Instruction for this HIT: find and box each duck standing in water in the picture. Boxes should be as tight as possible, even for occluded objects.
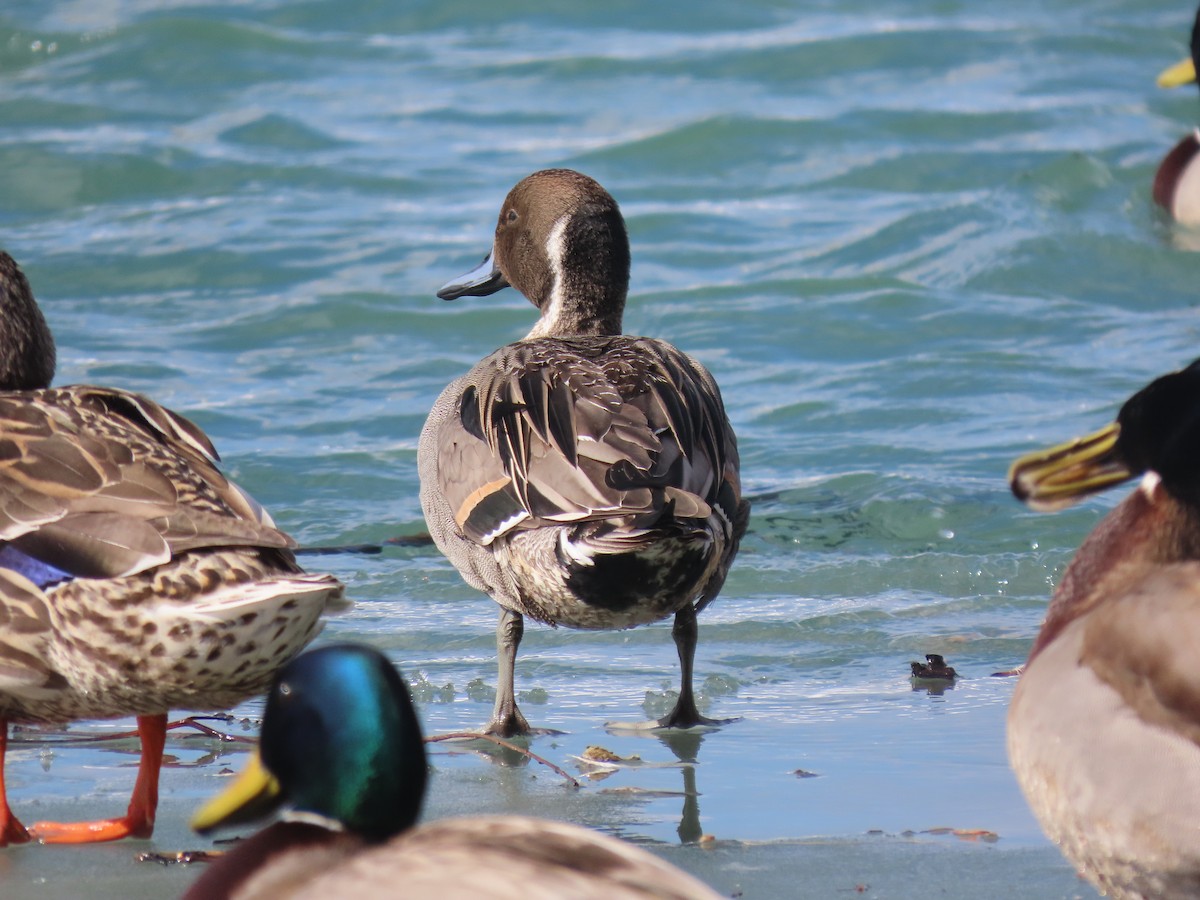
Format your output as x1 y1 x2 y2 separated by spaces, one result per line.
1008 358 1200 898
0 252 347 845
185 643 725 900
419 169 749 736
1155 6 1200 223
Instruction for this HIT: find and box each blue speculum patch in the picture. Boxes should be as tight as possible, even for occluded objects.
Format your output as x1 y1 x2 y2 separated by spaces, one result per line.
0 544 73 589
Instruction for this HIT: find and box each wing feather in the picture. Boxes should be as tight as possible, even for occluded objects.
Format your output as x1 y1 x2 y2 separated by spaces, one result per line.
433 336 740 547
0 387 292 580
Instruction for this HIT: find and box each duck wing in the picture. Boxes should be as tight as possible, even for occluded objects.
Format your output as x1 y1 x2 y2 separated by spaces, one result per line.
1079 562 1200 747
429 336 739 547
0 386 291 582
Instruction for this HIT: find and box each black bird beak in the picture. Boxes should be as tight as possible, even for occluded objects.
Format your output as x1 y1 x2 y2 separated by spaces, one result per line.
436 251 510 300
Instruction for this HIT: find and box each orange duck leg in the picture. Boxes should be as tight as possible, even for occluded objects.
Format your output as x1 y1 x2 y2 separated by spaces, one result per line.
27 714 166 844
0 723 31 846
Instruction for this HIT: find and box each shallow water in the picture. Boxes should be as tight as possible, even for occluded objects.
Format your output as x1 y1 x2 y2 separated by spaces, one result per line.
3 0 1196 896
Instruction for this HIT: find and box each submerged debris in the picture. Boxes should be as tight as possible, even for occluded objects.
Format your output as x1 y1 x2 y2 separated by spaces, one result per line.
920 826 1000 843
581 745 638 764
909 653 958 681
990 664 1025 678
137 850 225 866
570 744 648 780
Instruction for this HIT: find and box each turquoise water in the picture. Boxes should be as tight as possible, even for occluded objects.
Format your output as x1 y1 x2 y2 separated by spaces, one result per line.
3 0 1198 896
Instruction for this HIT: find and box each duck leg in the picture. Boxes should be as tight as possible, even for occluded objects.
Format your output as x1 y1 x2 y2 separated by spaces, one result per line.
0 722 31 846
29 713 165 843
485 608 531 737
655 604 735 729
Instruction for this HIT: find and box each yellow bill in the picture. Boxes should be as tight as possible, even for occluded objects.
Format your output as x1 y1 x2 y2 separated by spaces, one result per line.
191 750 283 834
1158 57 1197 89
1008 422 1130 512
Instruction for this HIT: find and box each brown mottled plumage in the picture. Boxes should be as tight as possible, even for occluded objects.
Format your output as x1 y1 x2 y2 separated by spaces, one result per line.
419 170 749 736
0 251 347 845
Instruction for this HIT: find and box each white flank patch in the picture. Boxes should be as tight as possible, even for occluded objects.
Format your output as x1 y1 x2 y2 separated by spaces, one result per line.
527 215 569 339
480 510 530 545
559 530 596 566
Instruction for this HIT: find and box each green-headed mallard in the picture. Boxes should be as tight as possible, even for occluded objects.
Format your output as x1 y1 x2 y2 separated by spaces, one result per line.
1155 8 1200 223
184 643 724 899
419 169 750 736
0 251 347 845
1008 358 1200 898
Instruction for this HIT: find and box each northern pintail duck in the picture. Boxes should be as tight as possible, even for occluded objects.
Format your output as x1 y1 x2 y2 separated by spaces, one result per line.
419 169 749 736
1156 7 1200 223
1008 358 1200 898
0 252 346 845
185 644 725 900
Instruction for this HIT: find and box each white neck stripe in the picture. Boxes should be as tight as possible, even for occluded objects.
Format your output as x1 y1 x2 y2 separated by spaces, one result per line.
527 216 569 339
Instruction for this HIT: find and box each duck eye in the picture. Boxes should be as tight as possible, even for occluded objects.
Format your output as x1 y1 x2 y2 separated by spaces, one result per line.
506 209 518 224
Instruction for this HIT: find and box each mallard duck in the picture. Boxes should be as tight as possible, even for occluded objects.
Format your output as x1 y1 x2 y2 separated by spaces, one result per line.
1008 358 1200 898
0 251 347 845
184 643 725 899
418 169 750 736
1155 8 1200 223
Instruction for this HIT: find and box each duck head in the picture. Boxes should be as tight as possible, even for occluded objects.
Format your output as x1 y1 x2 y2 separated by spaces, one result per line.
0 252 56 391
437 169 630 339
1010 359 1200 512
1009 361 1200 662
192 644 428 844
